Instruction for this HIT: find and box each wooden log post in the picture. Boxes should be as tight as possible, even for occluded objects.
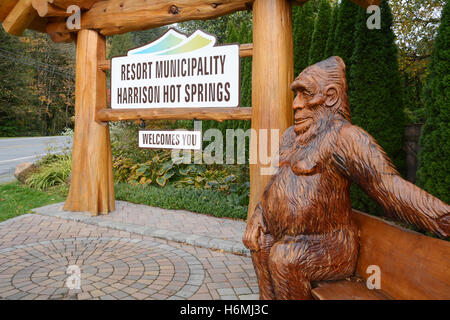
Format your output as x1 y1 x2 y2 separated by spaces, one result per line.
248 0 294 218
2 0 37 36
64 29 115 215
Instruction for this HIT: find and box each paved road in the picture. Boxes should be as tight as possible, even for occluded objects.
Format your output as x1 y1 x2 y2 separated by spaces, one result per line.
0 136 72 183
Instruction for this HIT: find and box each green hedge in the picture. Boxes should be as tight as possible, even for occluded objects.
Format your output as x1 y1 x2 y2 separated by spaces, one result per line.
348 0 406 213
308 0 332 65
417 1 450 203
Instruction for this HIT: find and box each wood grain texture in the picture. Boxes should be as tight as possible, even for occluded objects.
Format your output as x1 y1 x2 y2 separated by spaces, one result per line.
312 279 389 300
1 0 381 36
2 0 37 35
353 210 450 300
0 0 18 21
249 0 294 219
32 0 69 17
64 29 115 215
96 107 252 122
243 56 450 300
239 43 253 57
46 0 253 36
49 0 98 10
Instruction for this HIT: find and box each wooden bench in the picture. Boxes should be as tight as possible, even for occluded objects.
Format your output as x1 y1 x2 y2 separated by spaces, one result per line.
311 210 450 300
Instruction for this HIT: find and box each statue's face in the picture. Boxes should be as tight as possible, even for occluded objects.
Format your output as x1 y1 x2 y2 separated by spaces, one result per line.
291 70 326 135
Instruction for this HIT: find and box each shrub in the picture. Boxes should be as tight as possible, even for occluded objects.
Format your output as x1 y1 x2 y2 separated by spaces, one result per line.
293 0 316 75
333 0 361 76
417 1 450 203
348 0 406 213
308 0 332 65
113 153 250 206
26 154 72 190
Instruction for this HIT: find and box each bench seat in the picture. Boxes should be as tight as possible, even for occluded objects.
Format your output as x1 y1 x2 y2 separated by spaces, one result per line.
312 210 450 300
312 278 390 300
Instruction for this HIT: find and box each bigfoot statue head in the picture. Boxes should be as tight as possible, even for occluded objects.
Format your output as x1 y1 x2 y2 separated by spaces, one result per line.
291 57 351 141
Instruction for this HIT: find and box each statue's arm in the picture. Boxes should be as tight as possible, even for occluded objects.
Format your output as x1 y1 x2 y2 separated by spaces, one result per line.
334 124 449 237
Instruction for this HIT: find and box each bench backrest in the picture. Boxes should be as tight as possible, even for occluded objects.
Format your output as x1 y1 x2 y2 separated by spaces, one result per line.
352 210 450 300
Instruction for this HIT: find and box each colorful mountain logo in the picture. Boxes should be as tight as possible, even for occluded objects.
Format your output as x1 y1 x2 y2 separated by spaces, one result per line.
127 29 216 56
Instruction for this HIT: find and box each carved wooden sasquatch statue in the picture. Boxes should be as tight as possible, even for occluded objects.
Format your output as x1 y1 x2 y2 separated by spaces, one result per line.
243 56 450 300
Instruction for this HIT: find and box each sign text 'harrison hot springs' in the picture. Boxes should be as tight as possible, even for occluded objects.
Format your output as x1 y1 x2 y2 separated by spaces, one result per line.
111 29 240 109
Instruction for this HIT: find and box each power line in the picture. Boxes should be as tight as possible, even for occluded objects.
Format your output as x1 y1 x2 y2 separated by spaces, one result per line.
0 48 75 79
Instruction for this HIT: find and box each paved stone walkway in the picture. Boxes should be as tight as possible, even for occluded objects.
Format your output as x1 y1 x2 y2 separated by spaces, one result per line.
33 201 250 256
0 203 259 300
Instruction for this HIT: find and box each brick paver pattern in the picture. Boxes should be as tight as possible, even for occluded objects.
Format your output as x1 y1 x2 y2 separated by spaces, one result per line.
0 209 259 300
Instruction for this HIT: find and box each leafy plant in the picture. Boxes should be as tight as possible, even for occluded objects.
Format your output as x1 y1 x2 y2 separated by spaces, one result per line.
26 154 72 190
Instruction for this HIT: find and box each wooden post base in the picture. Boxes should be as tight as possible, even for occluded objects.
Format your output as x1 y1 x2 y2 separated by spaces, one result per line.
64 29 114 215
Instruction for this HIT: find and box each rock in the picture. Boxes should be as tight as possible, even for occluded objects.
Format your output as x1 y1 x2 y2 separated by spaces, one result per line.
14 162 36 184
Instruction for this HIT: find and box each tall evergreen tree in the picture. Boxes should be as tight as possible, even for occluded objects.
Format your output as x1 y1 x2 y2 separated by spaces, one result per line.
333 0 361 77
348 0 406 213
0 30 32 136
108 33 135 59
132 27 168 47
324 2 338 59
239 18 253 110
417 1 450 203
308 0 332 65
292 1 316 76
202 17 252 136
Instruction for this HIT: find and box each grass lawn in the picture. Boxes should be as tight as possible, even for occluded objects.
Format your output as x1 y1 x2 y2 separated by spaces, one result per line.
114 183 247 220
0 181 247 223
0 182 65 222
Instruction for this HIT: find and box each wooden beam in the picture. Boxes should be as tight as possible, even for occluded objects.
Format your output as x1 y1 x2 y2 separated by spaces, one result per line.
98 59 110 71
49 0 98 10
96 107 252 122
98 43 253 71
32 0 69 17
46 0 253 36
2 0 37 36
64 29 115 215
1 0 48 33
27 14 46 32
239 43 253 58
248 0 294 218
0 0 18 21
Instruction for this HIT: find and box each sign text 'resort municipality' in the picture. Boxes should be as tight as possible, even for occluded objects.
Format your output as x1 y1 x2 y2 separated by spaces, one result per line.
111 29 240 109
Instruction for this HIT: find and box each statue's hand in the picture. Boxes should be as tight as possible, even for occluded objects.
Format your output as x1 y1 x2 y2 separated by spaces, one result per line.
243 205 268 252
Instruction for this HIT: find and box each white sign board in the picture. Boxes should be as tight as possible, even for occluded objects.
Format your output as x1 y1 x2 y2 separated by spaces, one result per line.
111 29 240 109
138 130 202 150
